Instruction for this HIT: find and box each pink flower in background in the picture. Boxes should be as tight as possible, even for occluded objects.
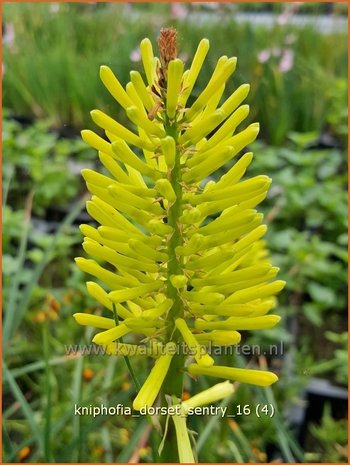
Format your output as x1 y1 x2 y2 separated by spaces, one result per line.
257 49 271 63
170 3 188 20
49 3 60 13
3 23 15 48
130 47 141 63
279 49 294 73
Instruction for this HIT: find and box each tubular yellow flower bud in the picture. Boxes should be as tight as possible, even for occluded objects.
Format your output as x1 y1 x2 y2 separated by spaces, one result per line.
133 342 176 410
126 106 165 138
156 178 176 204
188 364 278 387
160 136 176 169
175 318 214 367
73 313 115 329
166 59 184 119
90 109 154 151
140 38 155 87
180 38 210 106
183 146 235 183
180 109 225 145
130 70 155 112
220 83 250 117
111 139 161 180
224 280 286 304
126 82 145 113
81 129 114 157
92 323 131 345
75 256 137 292
186 57 237 120
100 65 133 110
182 381 234 411
172 414 196 463
98 152 133 185
195 330 241 346
170 275 188 289
109 282 163 304
195 315 281 331
128 238 168 262
202 105 250 151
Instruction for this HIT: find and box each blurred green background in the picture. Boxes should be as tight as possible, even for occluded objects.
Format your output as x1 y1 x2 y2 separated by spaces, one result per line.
2 2 348 463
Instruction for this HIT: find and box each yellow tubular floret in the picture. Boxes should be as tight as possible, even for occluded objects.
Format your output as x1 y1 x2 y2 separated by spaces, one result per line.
166 59 184 119
180 38 210 106
133 342 176 410
188 364 278 387
175 318 214 367
100 65 133 110
140 38 155 87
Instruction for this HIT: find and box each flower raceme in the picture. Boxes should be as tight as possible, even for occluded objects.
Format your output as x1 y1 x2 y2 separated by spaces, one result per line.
74 30 285 413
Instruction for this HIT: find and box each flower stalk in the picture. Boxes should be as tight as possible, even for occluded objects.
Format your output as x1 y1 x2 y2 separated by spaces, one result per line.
75 26 286 463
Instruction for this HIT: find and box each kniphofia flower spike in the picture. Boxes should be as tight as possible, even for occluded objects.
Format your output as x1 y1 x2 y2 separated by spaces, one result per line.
75 29 285 414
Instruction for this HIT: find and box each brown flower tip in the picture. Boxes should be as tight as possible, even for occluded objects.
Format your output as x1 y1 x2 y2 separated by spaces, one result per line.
158 27 177 72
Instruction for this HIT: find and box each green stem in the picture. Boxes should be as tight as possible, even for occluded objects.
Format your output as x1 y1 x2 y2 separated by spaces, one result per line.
159 115 185 462
112 303 141 392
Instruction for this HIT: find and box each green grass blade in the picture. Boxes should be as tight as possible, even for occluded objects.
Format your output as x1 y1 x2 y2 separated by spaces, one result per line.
3 196 86 349
2 360 44 453
116 418 149 463
3 205 31 348
42 323 52 462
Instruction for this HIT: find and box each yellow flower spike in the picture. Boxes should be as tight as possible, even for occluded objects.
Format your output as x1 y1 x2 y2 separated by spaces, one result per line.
180 38 210 106
140 38 155 87
126 106 165 138
172 413 196 463
175 318 214 367
155 178 176 204
182 381 234 411
160 136 176 169
195 315 281 331
188 364 278 387
73 313 115 329
99 65 133 110
92 323 131 345
166 58 184 119
195 330 241 346
133 342 176 410
130 70 155 112
77 34 284 459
